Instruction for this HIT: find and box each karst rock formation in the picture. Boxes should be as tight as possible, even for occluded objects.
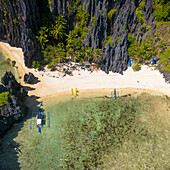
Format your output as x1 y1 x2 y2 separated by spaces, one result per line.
0 0 155 73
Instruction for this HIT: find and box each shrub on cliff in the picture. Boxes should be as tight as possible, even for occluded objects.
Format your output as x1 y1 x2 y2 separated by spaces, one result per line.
153 0 170 21
0 91 9 106
159 48 170 72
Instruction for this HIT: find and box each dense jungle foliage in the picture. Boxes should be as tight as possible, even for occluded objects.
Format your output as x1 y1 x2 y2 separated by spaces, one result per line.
127 0 170 71
35 0 170 72
36 1 102 70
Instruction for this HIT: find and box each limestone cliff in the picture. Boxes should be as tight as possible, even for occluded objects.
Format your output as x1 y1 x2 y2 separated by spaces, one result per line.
0 0 156 73
0 0 42 67
0 72 28 136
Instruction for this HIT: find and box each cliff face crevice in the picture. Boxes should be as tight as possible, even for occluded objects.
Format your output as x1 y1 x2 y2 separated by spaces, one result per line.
0 0 42 67
0 0 156 73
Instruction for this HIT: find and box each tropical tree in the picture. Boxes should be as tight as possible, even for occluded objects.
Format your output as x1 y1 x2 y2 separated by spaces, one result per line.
36 27 49 49
93 49 102 63
50 15 67 41
127 34 140 60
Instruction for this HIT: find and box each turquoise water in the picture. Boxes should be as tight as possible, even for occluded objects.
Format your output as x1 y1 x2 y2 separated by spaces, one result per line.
0 49 20 83
15 93 170 169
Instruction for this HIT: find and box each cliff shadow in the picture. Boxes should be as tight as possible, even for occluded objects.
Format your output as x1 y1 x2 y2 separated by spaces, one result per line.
0 91 41 169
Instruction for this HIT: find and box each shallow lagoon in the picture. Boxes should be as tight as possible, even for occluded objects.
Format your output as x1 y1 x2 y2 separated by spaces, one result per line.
14 92 170 169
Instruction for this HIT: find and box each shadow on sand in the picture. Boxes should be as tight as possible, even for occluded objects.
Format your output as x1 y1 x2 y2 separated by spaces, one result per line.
0 85 41 170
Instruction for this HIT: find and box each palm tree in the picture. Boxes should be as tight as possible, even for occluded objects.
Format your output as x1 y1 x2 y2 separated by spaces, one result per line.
50 15 67 41
36 27 49 49
93 49 101 62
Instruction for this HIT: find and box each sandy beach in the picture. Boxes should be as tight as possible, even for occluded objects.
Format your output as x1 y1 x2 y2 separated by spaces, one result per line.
0 41 170 100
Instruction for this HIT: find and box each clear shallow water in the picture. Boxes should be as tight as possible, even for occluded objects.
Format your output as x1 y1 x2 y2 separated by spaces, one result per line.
15 93 169 169
0 49 20 83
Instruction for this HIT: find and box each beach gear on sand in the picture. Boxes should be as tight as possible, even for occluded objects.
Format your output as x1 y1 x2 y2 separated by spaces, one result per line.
128 59 131 66
151 58 155 65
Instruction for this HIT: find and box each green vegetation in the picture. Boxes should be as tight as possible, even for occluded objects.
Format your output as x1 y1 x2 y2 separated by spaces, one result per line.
104 36 115 46
108 9 117 20
136 1 145 23
153 0 170 21
123 25 126 33
159 48 170 72
132 61 141 71
0 91 9 106
0 51 20 82
15 93 170 169
36 27 49 50
127 32 167 62
32 61 41 69
13 18 19 25
127 33 153 61
48 0 52 6
36 4 102 69
50 15 67 41
128 19 169 72
135 1 152 30
67 0 81 14
117 36 121 42
91 16 97 28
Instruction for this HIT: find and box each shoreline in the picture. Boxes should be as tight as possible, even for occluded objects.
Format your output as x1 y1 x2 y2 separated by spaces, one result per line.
0 41 170 101
40 87 166 101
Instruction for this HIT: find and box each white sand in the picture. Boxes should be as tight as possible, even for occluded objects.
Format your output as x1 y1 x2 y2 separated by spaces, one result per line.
0 41 170 99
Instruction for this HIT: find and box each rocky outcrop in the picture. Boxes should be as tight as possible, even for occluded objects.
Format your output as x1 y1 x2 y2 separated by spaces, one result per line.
0 0 156 74
0 0 42 67
163 71 170 84
1 72 27 101
157 58 170 83
24 72 37 84
0 72 28 136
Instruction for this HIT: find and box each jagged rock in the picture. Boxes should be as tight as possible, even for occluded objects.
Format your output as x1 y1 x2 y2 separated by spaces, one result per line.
157 59 170 84
162 58 170 83
0 0 160 76
1 72 28 101
24 72 36 84
0 95 26 136
0 85 8 93
0 0 42 67
0 72 28 137
163 72 170 84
